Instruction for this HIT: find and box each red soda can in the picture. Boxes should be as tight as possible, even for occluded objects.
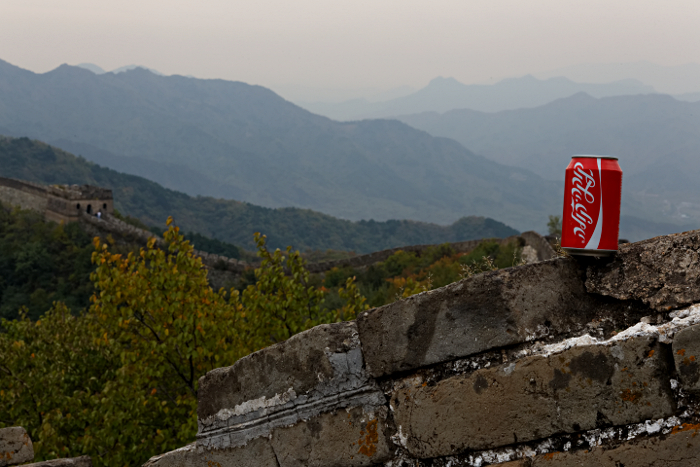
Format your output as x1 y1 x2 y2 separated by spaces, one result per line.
561 155 622 256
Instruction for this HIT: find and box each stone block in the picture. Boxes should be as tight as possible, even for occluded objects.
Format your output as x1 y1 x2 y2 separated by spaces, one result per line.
24 456 92 467
391 336 674 458
520 231 556 262
500 422 700 466
586 229 700 311
672 324 700 391
199 321 363 420
357 258 622 378
143 438 278 467
270 405 391 467
197 321 387 451
0 426 34 466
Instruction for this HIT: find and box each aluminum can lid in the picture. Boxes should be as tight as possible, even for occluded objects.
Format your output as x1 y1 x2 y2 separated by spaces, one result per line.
571 154 619 160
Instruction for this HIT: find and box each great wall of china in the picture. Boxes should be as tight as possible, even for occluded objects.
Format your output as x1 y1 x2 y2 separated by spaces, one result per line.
143 228 700 467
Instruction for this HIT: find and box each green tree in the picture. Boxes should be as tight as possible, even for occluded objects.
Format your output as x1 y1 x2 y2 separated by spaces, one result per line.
547 215 562 237
1 220 365 466
0 204 98 320
0 304 116 460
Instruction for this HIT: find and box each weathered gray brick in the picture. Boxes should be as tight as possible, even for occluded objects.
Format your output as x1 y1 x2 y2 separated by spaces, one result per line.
357 258 630 378
391 336 674 458
672 324 700 391
195 320 390 463
0 426 34 466
143 438 278 467
500 422 700 466
198 321 366 423
586 229 700 311
270 406 391 467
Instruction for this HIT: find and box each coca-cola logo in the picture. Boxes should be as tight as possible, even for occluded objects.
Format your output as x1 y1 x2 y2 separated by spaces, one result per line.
570 162 596 242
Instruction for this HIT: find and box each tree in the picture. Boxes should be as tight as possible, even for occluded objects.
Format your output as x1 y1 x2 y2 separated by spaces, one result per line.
547 215 562 237
1 219 366 466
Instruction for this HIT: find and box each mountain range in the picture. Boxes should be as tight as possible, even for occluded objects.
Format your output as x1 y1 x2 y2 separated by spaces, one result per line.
0 58 696 241
0 136 519 252
296 64 700 125
397 93 700 230
0 58 562 232
298 75 658 121
534 61 700 95
75 63 165 75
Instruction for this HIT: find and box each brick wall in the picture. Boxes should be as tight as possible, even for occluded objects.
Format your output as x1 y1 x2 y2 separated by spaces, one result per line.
145 229 700 467
0 177 113 223
0 185 48 214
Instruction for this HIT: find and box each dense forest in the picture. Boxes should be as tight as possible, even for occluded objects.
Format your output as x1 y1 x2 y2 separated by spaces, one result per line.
0 204 108 320
0 136 518 252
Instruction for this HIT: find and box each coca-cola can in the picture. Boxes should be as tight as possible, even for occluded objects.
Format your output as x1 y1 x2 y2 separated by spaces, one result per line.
561 155 622 256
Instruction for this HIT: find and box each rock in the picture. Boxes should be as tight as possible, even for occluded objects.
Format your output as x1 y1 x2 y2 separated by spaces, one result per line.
357 257 634 378
197 321 386 450
586 229 700 311
520 230 556 262
143 438 278 467
148 406 391 467
269 406 391 467
672 324 700 391
23 456 92 467
199 322 363 421
499 422 700 466
0 426 34 466
520 245 539 264
391 336 674 458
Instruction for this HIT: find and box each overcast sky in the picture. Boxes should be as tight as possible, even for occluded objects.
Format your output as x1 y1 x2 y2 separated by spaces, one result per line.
2 0 699 97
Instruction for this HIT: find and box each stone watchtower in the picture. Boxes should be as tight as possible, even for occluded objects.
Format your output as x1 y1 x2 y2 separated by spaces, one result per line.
0 177 114 223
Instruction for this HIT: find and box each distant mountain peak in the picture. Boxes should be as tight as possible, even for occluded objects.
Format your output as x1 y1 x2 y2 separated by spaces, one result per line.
516 74 539 81
76 63 106 74
563 91 596 100
427 76 465 88
0 58 30 75
49 64 98 78
110 65 164 76
72 63 163 76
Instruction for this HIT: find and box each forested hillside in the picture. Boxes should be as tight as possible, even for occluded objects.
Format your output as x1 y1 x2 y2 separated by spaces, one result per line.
0 59 560 232
0 136 518 252
0 206 96 320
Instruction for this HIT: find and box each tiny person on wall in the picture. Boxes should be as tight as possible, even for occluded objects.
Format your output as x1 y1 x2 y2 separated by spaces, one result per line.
97 210 102 219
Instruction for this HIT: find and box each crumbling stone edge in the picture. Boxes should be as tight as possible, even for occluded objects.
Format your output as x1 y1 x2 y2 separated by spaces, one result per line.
144 229 700 466
0 426 92 467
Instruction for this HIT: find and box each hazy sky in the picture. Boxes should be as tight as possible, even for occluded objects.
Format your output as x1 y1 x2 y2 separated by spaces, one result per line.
2 0 699 94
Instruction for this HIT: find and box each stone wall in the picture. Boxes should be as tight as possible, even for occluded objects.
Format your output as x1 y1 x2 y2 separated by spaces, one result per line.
146 229 700 466
0 427 91 467
0 177 113 223
0 183 49 215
